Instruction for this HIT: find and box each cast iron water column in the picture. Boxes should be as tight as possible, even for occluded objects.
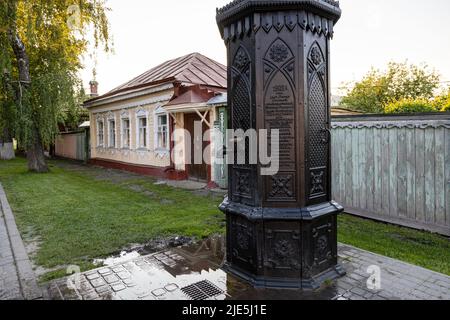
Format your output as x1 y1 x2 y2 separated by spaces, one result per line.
217 0 345 289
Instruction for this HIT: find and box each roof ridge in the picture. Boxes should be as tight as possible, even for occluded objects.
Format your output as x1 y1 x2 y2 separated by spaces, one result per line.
100 52 226 98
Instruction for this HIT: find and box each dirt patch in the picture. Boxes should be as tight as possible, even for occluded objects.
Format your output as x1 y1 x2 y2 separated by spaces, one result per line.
112 236 194 257
53 161 145 184
143 191 156 198
127 184 145 192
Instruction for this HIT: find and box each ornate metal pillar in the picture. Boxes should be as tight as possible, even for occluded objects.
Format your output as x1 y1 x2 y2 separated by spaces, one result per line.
217 0 345 289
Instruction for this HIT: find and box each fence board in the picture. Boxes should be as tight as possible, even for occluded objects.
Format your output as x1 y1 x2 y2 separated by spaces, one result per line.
445 130 450 227
397 128 408 218
366 128 375 212
381 129 390 216
373 128 382 213
389 129 398 217
338 129 346 203
424 129 436 224
435 128 446 226
345 128 353 206
352 129 359 208
406 129 416 221
415 128 425 223
358 128 366 209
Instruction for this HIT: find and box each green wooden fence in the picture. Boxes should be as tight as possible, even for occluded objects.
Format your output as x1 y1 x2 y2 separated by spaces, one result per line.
331 113 450 236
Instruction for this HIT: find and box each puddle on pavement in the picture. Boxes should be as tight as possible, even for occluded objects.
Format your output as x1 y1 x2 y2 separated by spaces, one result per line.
49 236 341 300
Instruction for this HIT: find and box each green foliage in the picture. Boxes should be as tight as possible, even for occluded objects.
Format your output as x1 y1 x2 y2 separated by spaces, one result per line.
432 87 450 112
384 98 438 114
0 0 110 147
442 103 450 112
340 62 440 113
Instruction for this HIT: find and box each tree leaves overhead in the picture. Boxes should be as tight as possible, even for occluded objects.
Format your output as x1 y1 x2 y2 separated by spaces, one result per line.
0 0 111 146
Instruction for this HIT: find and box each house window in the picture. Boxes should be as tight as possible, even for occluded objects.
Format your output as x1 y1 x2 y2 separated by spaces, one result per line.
138 117 147 148
108 119 116 148
122 119 130 148
97 120 104 147
156 114 169 150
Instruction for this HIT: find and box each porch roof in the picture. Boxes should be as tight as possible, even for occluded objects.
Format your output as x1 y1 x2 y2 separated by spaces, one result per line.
164 85 219 114
163 102 211 114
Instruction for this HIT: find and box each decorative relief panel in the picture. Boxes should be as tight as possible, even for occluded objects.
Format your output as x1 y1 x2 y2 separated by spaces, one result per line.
310 169 325 196
264 229 301 270
234 170 251 198
231 216 255 266
312 221 333 267
267 174 296 202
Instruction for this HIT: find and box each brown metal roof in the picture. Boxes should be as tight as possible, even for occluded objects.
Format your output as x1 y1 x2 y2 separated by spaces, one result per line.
166 86 216 107
111 52 226 92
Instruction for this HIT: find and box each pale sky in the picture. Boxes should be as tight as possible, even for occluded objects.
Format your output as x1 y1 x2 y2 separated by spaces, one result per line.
80 0 450 96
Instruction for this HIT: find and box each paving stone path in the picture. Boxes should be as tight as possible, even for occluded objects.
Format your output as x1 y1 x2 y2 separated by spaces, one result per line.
0 184 42 300
46 238 450 301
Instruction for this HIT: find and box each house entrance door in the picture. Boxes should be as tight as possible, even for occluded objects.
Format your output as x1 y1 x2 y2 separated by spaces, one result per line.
184 113 209 182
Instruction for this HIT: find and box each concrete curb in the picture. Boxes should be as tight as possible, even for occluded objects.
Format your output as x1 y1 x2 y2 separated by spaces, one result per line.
0 183 42 300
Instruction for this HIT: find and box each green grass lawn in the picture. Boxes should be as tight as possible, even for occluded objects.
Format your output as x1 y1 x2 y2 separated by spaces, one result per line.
339 214 450 276
0 157 449 281
0 158 224 280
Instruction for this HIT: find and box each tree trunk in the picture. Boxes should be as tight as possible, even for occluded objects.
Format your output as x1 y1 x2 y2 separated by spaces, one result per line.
9 26 49 172
27 126 48 172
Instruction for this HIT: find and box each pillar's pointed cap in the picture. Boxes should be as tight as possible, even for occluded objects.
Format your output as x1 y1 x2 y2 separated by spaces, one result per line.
216 0 341 27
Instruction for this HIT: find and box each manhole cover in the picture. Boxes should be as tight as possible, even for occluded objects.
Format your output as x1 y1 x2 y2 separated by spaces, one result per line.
181 280 224 300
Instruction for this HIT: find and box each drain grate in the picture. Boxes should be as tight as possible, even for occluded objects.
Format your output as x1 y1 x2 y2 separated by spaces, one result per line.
181 280 223 300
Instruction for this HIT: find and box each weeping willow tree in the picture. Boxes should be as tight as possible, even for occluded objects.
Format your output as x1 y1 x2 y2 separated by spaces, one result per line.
0 0 110 172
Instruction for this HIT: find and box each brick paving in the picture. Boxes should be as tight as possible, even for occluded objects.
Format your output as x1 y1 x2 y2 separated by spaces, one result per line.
0 205 22 300
0 184 42 300
46 238 450 301
336 245 450 300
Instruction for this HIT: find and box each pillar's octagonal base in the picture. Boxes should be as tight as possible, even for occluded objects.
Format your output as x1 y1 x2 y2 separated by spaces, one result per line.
220 199 346 290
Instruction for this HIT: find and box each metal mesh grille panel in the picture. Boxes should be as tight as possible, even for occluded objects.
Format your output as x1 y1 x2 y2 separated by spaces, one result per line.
181 280 223 300
308 74 327 169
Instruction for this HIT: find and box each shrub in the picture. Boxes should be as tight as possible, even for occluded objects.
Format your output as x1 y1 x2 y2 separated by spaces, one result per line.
442 103 450 112
384 99 437 114
433 89 450 112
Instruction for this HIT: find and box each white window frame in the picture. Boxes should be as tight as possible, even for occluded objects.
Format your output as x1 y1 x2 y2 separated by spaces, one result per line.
108 117 116 148
97 119 105 147
154 106 170 153
135 108 149 150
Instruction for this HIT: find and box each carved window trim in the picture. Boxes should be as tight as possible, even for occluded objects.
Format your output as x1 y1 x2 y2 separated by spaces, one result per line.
135 108 149 150
96 118 105 148
107 118 117 149
154 105 170 156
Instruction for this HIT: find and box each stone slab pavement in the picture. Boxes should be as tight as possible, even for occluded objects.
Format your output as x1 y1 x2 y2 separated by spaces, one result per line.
46 237 450 301
0 183 42 300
